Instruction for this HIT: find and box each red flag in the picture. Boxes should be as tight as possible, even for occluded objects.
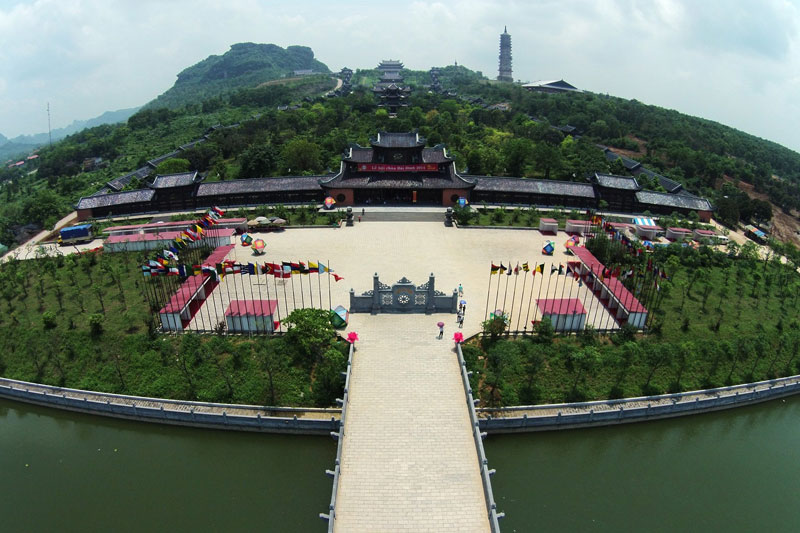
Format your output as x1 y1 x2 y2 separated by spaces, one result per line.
333 274 344 282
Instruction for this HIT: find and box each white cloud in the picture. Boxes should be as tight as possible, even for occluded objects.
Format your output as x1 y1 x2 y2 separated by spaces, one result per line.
0 0 798 154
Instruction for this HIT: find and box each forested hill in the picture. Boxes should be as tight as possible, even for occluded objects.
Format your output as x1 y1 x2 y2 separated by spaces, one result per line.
144 43 330 110
5 56 800 254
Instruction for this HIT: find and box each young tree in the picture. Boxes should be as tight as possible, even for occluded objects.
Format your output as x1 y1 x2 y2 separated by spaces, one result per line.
283 308 336 362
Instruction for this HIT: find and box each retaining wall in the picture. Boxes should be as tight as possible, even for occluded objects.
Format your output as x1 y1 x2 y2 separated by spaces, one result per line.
477 375 800 433
456 344 504 531
320 342 356 530
0 377 340 435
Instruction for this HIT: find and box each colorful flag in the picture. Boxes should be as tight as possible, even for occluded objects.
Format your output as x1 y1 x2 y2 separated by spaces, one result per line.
290 262 301 274
551 264 558 275
308 261 319 273
201 265 218 281
522 262 530 272
499 263 507 274
332 274 344 282
491 263 500 274
506 263 512 275
514 264 520 275
558 264 565 275
261 263 273 275
141 266 152 277
211 206 225 217
565 264 573 276
163 249 178 262
535 263 544 275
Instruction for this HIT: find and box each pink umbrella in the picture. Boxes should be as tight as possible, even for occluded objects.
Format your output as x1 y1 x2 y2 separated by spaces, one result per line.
347 331 359 343
437 321 445 327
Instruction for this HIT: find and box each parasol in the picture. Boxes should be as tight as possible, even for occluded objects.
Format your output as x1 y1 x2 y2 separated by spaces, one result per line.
240 233 253 246
542 240 555 255
324 197 336 209
437 321 445 327
252 239 266 254
269 217 287 226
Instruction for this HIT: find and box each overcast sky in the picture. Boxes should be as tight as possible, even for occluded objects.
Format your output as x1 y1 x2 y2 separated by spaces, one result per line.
1 0 799 153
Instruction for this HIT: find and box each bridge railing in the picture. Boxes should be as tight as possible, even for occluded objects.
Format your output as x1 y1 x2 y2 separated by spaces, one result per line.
320 341 355 530
456 343 504 531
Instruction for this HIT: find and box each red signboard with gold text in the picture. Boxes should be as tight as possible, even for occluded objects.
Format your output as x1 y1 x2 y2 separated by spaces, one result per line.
357 163 438 172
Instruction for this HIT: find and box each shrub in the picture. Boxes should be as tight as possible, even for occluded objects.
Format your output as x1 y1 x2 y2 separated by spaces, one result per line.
88 313 104 337
42 311 57 330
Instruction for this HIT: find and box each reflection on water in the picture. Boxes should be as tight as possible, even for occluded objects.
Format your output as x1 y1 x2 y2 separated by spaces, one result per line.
0 399 334 532
487 396 800 532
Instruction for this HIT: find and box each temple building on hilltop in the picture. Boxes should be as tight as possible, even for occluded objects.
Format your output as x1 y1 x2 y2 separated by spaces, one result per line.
497 27 513 82
320 132 473 205
373 60 411 114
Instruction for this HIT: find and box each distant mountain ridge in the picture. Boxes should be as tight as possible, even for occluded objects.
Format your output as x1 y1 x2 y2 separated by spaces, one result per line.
0 106 140 154
144 43 330 109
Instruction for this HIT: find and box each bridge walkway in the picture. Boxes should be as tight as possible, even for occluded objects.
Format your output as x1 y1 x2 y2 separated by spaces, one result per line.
333 313 490 532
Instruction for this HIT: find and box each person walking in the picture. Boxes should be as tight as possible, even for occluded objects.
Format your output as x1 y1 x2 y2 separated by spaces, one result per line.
458 283 463 297
457 313 464 328
361 207 365 218
438 323 444 339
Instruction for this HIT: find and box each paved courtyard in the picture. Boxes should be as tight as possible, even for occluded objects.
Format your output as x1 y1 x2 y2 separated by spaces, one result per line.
198 218 617 336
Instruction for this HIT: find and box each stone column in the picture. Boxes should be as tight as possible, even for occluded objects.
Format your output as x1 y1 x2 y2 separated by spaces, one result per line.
372 273 381 314
426 272 436 314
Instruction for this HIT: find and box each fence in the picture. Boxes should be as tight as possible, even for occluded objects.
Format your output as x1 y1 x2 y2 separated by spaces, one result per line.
456 344 504 531
477 374 800 433
0 377 340 435
320 342 356 530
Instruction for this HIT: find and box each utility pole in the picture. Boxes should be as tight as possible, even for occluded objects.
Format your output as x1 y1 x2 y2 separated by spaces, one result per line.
47 102 52 147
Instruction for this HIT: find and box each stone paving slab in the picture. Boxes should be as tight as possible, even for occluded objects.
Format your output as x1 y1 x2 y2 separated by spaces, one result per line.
333 314 489 532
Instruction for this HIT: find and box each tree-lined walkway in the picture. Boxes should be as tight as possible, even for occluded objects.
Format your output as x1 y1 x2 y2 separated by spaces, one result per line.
333 313 489 532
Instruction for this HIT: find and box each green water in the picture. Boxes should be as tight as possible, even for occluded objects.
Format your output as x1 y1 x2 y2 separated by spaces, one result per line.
487 396 800 532
0 399 334 532
3 396 800 532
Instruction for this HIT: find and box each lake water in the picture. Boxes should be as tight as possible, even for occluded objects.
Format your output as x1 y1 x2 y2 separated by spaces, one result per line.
3 396 799 531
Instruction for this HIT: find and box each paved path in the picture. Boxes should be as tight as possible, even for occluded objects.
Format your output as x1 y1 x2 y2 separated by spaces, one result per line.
333 314 489 532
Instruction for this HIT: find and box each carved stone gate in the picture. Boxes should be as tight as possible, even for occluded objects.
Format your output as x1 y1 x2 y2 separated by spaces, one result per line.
349 273 458 314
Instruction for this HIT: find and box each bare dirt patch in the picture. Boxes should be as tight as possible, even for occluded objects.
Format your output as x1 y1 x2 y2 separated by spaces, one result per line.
722 176 800 246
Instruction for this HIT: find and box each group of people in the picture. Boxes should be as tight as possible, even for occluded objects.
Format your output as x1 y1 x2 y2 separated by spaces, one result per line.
438 283 466 338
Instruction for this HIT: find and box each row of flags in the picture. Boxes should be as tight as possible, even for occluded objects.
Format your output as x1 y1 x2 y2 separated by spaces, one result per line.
143 259 344 282
491 260 669 282
491 262 575 277
142 206 226 272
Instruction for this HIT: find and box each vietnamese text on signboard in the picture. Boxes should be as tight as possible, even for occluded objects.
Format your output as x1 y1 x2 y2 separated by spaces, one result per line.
357 163 438 172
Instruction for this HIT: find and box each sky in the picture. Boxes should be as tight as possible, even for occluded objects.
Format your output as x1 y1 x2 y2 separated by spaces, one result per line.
1 0 799 153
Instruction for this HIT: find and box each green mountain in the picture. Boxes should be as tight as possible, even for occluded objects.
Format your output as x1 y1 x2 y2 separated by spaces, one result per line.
145 43 330 109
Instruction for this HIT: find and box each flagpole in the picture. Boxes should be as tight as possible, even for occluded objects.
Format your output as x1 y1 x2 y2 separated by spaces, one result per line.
524 269 536 333
327 259 332 311
534 264 546 327
501 262 511 318
282 265 290 319
484 263 493 322
516 263 528 332
318 262 323 310
509 264 520 334
290 263 300 311
297 264 306 308
493 264 502 318
307 266 314 309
